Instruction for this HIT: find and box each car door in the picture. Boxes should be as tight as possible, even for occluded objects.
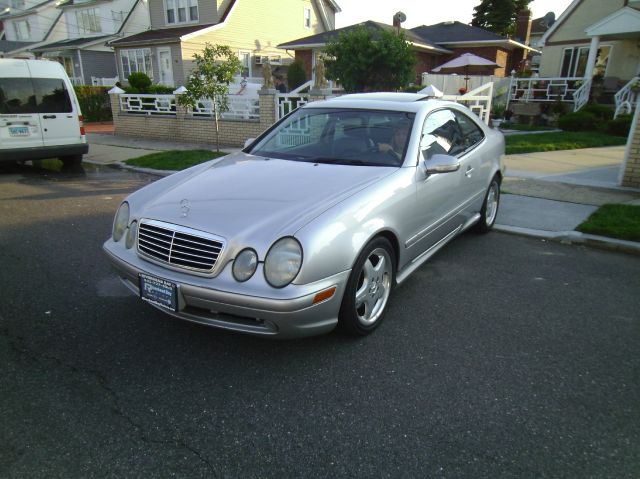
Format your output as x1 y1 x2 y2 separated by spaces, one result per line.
407 108 467 258
0 64 44 152
32 77 80 147
452 109 488 218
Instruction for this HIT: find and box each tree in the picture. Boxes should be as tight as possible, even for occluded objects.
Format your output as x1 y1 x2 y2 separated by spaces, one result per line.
177 43 242 152
287 59 307 91
324 26 417 93
471 0 531 37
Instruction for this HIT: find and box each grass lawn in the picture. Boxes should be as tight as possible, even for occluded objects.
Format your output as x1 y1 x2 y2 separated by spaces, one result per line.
125 149 228 170
577 204 640 242
505 131 627 155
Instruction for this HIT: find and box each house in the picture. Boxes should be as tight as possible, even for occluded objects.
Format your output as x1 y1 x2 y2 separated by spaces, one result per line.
0 0 150 84
108 0 341 87
0 0 61 57
528 12 556 72
278 18 536 84
539 0 640 82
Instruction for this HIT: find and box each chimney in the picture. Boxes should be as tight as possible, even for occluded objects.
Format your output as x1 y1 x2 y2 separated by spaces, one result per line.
516 8 532 45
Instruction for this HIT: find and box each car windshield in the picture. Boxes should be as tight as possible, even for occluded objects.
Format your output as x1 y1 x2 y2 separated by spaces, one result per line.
249 108 415 167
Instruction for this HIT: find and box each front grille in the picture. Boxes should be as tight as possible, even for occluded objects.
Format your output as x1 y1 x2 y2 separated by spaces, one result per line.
137 220 224 274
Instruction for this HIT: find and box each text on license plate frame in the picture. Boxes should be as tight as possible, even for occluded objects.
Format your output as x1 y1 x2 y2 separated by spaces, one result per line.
139 273 178 312
9 126 29 137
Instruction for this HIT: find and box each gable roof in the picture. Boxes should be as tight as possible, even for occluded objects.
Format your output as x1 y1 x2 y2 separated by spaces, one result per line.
110 24 217 46
411 21 506 43
0 0 56 19
278 20 451 53
531 16 553 35
585 6 640 37
0 40 35 53
31 34 115 52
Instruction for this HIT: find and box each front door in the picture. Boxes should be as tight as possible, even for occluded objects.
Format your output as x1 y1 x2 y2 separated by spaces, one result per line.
158 49 174 86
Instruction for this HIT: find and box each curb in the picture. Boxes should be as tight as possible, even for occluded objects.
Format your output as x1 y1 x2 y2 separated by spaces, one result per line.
494 224 640 256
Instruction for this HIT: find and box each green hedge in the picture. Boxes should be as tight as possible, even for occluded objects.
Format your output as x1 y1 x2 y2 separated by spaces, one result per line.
558 111 597 132
606 115 632 137
73 86 112 122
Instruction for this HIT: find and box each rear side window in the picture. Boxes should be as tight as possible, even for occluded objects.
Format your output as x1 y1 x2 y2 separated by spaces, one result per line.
0 77 72 114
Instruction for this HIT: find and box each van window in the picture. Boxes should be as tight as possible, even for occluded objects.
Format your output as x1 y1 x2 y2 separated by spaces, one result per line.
0 77 72 114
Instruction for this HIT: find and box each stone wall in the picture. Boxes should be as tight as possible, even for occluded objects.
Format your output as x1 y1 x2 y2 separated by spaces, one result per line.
621 102 640 188
109 90 280 147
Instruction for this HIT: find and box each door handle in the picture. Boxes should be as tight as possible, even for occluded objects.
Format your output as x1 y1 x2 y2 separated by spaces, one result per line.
43 115 57 119
465 167 474 178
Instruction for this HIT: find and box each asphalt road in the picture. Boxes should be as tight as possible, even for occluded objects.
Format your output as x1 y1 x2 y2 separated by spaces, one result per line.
1 161 639 478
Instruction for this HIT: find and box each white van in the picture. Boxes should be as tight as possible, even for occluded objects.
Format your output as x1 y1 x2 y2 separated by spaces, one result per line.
0 59 88 165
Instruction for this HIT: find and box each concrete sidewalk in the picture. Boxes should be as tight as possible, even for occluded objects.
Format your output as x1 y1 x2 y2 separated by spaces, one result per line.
83 134 640 254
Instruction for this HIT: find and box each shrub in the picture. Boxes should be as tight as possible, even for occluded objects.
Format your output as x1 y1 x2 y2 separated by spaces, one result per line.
127 72 152 91
287 60 306 91
558 111 597 132
147 84 175 94
582 103 614 121
73 86 112 122
606 114 632 137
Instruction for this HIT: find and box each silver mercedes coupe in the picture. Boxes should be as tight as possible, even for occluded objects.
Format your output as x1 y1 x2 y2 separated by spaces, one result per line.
103 93 504 338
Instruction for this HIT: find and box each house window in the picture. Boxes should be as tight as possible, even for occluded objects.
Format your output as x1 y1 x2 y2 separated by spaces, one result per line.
166 0 198 24
13 20 30 40
304 7 311 28
120 49 153 80
560 45 611 77
76 8 102 34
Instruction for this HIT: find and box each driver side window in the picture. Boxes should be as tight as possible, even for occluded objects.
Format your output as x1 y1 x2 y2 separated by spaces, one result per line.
420 109 464 159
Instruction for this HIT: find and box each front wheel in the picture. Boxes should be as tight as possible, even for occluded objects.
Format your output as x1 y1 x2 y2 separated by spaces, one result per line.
339 237 395 336
474 176 500 233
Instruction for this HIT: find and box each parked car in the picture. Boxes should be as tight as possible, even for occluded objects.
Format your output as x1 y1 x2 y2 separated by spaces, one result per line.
0 59 88 165
103 93 504 338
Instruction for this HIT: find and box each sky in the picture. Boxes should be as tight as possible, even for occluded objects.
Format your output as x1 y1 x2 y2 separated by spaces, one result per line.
334 0 575 29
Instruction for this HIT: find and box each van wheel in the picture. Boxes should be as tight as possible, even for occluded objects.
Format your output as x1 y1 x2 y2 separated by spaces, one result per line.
60 154 83 166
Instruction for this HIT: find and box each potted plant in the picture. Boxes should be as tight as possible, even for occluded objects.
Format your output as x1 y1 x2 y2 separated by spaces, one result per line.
491 103 506 128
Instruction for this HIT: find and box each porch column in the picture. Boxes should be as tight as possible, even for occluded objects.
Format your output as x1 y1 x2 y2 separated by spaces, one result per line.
584 35 600 78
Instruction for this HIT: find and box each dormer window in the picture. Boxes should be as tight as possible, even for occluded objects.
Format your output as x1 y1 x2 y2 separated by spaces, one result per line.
76 8 102 34
166 0 198 25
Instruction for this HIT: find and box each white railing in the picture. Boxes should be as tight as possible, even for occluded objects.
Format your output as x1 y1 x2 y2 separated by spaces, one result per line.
442 82 494 125
91 76 119 87
69 76 84 86
120 94 177 115
277 93 309 119
614 77 639 119
289 80 312 94
507 77 583 107
190 96 259 120
572 78 592 112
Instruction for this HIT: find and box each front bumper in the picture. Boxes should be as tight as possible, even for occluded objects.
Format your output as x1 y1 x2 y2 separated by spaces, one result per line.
103 241 350 339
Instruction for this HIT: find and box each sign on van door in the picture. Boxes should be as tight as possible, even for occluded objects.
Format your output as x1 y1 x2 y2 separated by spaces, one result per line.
0 77 44 151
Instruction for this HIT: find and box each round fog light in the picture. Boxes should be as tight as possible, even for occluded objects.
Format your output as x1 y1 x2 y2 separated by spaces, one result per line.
232 248 258 282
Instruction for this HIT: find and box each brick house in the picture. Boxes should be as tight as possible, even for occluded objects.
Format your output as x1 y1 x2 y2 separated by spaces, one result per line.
278 19 536 85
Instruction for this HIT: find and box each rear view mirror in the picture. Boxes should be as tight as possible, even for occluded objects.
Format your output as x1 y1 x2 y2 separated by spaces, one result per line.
424 154 460 174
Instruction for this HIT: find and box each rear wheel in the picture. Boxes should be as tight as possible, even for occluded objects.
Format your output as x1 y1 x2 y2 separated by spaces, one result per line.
474 175 500 233
339 237 395 336
59 154 83 166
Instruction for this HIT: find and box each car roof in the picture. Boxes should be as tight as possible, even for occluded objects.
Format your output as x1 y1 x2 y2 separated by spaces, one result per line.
303 93 461 114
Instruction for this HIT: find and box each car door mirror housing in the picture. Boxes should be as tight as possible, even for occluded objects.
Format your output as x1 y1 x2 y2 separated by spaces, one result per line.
424 154 460 174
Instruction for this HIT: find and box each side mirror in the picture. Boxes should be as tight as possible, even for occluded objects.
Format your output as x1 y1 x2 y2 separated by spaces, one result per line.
243 138 255 149
424 154 460 175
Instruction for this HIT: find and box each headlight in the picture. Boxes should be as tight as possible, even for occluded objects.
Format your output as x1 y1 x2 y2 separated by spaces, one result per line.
125 220 137 249
112 202 130 242
264 237 302 288
232 248 258 282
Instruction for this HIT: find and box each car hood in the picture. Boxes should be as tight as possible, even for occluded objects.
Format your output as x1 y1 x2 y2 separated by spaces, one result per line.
135 152 395 252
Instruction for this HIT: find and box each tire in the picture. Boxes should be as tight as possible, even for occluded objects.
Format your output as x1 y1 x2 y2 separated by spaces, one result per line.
474 175 501 234
338 237 396 336
59 154 83 166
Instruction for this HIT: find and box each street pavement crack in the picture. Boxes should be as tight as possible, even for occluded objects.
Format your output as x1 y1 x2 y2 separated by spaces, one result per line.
0 322 218 477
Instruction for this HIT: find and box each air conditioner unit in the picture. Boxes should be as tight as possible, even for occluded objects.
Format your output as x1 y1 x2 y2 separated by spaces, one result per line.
254 56 270 65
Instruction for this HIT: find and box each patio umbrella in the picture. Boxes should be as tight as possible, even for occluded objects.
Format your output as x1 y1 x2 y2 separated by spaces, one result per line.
432 53 501 91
